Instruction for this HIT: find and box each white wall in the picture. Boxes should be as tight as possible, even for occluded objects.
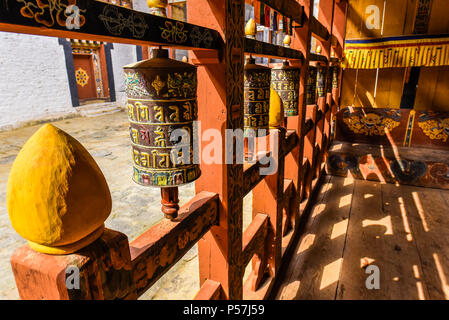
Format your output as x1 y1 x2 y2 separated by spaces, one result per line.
110 43 137 106
0 32 74 130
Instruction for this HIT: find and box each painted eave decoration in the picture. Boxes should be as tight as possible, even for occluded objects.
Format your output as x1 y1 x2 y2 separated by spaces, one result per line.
342 34 449 69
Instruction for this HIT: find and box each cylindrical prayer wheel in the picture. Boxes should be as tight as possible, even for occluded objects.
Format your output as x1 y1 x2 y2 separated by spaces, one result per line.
271 61 301 117
244 56 271 137
316 65 326 98
123 49 200 188
326 66 333 94
306 66 317 105
332 66 339 90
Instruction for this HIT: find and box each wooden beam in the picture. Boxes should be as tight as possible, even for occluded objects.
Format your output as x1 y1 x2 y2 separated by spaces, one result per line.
130 192 219 297
242 214 269 267
310 16 330 41
259 0 304 26
194 280 223 300
245 38 303 61
0 0 222 50
242 151 271 196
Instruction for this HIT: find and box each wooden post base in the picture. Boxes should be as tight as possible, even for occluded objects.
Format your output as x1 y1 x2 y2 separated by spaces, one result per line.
10 229 136 300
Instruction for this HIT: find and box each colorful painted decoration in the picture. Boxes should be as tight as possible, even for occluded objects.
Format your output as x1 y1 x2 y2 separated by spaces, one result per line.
75 67 89 87
244 56 271 136
418 111 449 142
342 108 401 136
343 34 449 69
123 48 200 187
271 61 300 117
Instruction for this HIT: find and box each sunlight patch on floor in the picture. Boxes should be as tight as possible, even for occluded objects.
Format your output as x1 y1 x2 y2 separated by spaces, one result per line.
297 233 316 255
330 219 348 240
411 192 430 232
362 215 393 235
320 258 343 290
398 196 413 242
433 253 449 299
338 194 352 208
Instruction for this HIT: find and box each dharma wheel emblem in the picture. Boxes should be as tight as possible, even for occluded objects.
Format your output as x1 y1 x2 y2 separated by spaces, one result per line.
75 68 89 87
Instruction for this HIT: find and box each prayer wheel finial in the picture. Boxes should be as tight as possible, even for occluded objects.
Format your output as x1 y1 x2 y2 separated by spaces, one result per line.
124 47 201 221
147 0 168 17
6 124 112 254
283 35 292 48
245 18 257 39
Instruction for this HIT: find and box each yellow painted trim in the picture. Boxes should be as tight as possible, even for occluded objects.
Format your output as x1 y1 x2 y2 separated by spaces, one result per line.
28 225 105 255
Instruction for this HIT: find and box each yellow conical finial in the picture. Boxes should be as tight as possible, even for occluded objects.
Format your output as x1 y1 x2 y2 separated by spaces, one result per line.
316 45 322 54
7 124 112 254
283 35 292 48
182 56 188 63
245 18 257 39
269 88 284 129
147 0 168 17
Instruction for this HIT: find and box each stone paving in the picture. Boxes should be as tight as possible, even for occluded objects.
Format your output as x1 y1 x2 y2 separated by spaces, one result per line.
0 111 253 299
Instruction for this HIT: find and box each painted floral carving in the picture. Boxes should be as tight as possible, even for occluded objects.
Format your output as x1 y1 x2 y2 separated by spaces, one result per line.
418 112 449 142
343 108 401 136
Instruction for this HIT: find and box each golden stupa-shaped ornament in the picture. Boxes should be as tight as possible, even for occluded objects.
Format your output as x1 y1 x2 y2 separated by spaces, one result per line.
245 18 257 39
7 124 112 254
147 0 168 17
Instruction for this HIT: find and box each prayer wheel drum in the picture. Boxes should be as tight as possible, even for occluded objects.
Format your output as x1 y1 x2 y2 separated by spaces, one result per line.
316 65 326 98
123 49 200 189
332 66 340 90
271 61 301 117
244 56 271 137
306 66 318 105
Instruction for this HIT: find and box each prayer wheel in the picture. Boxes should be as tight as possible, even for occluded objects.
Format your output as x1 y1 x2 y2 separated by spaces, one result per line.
332 66 339 90
306 66 318 105
271 61 301 117
123 48 200 219
316 65 326 98
244 56 271 137
326 65 333 94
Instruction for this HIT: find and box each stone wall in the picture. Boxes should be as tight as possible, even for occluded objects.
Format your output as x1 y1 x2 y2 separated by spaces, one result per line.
0 32 74 131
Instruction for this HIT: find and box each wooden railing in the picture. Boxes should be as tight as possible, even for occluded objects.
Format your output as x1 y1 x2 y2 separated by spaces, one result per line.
4 0 347 300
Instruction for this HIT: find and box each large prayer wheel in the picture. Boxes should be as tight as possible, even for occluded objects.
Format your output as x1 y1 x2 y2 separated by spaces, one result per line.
271 61 301 117
123 49 200 189
244 56 271 136
306 66 318 105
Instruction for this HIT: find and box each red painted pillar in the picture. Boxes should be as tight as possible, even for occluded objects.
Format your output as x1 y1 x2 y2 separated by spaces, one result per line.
188 0 245 300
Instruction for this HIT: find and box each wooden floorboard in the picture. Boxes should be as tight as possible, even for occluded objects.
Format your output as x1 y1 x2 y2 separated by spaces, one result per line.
397 186 449 299
337 180 428 299
276 175 354 299
274 176 449 300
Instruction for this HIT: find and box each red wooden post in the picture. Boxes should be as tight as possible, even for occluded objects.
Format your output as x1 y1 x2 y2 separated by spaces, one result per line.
303 104 318 199
188 0 245 300
251 128 286 288
285 0 314 220
11 229 136 300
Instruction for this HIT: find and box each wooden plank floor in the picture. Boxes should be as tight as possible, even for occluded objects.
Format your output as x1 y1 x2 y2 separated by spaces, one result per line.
275 176 449 300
